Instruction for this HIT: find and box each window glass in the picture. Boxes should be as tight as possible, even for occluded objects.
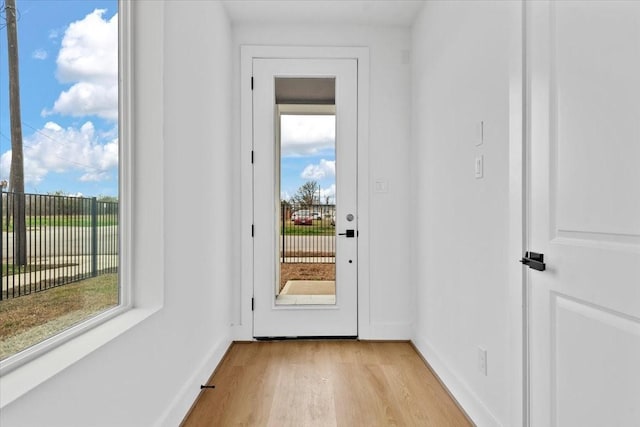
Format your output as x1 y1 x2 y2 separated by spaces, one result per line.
0 0 120 361
278 110 336 306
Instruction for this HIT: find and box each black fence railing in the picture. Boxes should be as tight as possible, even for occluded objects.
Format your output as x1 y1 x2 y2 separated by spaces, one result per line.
1 191 118 300
280 203 335 264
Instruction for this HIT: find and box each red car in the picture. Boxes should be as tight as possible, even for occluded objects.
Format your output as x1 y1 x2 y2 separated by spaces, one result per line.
292 210 313 225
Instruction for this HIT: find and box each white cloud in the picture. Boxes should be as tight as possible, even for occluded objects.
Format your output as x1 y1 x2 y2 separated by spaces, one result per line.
320 184 336 203
56 9 117 84
301 159 335 180
281 115 335 157
80 171 110 182
32 49 48 60
46 82 118 120
280 190 292 201
45 9 118 120
0 121 118 186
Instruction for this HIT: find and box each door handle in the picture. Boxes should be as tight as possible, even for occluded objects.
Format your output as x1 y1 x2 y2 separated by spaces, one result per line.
338 229 355 238
520 251 546 271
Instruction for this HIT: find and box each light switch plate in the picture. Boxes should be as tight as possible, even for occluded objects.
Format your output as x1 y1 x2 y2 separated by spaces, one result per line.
478 347 488 375
475 156 484 179
374 180 388 193
475 121 484 146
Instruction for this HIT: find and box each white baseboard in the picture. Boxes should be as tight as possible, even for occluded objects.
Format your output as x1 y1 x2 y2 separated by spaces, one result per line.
363 322 413 340
412 335 502 427
155 334 233 427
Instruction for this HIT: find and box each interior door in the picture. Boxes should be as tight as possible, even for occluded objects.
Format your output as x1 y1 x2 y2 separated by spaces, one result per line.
527 2 640 426
252 58 358 337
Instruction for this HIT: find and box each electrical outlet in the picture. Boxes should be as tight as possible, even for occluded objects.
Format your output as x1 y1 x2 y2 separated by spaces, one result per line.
478 347 487 376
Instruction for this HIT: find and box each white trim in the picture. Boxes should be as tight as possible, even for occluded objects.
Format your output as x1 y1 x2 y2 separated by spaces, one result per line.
0 308 158 407
153 334 233 427
118 0 133 312
236 45 370 340
277 104 335 115
507 1 527 427
0 306 128 376
369 322 413 340
412 336 502 427
236 46 254 338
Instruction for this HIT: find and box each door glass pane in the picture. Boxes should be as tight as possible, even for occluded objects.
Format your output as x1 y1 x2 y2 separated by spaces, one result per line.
275 78 336 306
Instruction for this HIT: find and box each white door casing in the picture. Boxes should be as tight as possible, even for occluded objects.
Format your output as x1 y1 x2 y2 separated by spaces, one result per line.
252 58 358 337
527 1 640 426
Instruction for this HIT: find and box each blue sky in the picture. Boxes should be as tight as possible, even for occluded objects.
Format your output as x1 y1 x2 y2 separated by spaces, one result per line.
0 0 118 197
0 0 336 202
280 114 336 205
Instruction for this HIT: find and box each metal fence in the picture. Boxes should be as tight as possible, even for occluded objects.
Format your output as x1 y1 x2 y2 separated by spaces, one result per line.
280 202 336 263
1 191 118 300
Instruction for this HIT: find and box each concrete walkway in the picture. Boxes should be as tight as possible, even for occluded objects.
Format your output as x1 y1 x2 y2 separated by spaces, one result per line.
2 255 118 294
275 280 336 305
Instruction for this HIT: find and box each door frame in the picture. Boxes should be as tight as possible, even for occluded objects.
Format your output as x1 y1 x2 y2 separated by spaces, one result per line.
252 58 358 337
508 2 527 426
238 45 370 340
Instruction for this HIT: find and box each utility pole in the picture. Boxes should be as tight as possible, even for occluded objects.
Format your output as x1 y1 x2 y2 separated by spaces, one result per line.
5 0 27 266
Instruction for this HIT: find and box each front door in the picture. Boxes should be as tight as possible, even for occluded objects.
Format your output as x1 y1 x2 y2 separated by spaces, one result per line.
527 2 640 425
252 58 358 337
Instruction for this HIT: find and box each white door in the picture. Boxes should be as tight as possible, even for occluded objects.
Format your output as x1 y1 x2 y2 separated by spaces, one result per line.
252 58 358 337
527 1 640 426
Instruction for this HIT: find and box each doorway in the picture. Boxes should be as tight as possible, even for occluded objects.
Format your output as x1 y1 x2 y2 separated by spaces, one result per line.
252 58 358 337
525 2 640 425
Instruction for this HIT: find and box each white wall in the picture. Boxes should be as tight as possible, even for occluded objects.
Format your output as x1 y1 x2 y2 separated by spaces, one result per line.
0 2 235 426
411 2 520 426
1 2 527 426
231 24 414 339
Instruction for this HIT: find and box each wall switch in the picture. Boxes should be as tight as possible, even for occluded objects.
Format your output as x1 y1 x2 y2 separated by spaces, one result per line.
374 180 388 193
475 121 484 146
478 347 488 375
475 156 484 179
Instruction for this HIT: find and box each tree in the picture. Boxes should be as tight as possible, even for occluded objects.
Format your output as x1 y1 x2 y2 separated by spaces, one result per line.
97 195 118 203
290 181 319 208
4 0 27 265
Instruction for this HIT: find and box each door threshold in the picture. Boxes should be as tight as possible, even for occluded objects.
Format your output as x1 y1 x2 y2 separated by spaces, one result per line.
254 336 358 341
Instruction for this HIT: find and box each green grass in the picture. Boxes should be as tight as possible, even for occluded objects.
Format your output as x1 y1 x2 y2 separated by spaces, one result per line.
282 219 336 236
0 274 118 360
2 215 118 229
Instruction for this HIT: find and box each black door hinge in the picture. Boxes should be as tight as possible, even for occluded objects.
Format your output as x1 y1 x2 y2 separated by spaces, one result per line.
251 150 254 164
251 224 254 237
251 76 254 90
251 297 254 311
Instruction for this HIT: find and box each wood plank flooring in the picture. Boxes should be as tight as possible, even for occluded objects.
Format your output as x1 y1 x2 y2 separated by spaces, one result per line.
181 341 472 427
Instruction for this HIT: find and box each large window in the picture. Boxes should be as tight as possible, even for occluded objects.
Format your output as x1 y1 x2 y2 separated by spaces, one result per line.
0 0 124 366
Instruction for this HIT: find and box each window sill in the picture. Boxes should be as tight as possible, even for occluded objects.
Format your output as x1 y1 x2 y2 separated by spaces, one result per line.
0 305 160 408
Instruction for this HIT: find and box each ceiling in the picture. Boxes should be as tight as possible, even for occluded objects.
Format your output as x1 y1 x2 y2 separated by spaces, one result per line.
222 0 426 26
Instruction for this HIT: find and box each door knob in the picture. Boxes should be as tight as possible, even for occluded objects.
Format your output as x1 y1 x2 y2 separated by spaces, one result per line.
339 229 355 238
520 251 546 271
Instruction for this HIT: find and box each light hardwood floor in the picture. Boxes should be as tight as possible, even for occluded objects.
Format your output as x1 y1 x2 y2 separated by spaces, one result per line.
181 341 472 426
